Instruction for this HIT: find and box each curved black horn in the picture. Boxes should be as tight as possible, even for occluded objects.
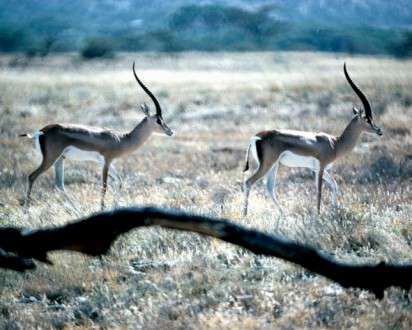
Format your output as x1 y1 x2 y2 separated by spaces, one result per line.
344 62 372 120
132 62 162 116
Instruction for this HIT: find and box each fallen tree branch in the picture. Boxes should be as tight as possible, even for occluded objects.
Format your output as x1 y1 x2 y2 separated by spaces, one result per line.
0 207 411 298
0 248 35 272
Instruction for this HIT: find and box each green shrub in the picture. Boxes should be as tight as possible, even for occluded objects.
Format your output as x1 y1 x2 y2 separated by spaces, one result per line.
0 26 28 52
80 39 115 59
390 32 412 58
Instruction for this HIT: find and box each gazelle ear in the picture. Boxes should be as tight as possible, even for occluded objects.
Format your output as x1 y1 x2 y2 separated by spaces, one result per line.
352 106 362 116
139 103 150 116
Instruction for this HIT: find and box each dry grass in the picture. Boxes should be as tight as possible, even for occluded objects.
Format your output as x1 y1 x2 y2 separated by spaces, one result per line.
0 52 412 329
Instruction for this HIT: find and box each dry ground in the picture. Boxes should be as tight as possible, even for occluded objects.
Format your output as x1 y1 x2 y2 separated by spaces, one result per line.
0 52 412 329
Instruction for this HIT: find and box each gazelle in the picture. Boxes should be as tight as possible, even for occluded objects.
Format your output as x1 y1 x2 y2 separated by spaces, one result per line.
21 62 173 209
242 63 382 216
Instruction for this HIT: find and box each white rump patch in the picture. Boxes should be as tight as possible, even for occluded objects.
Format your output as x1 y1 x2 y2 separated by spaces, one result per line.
249 136 262 167
28 130 44 154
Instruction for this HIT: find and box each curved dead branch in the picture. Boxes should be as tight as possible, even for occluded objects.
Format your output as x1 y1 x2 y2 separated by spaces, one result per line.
0 207 411 298
0 248 35 272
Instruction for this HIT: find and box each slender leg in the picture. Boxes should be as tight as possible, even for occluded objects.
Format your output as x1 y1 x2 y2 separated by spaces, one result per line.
316 167 324 214
101 160 111 210
242 138 279 217
54 157 65 190
26 153 62 206
25 134 65 207
265 162 283 213
109 164 122 190
242 183 251 217
243 165 271 217
323 171 338 207
109 164 123 208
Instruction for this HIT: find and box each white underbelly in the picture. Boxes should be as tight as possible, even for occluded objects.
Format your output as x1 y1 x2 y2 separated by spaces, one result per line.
279 151 319 169
63 146 104 163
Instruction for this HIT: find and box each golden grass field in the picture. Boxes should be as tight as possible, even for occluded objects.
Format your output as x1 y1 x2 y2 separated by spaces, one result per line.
0 52 412 329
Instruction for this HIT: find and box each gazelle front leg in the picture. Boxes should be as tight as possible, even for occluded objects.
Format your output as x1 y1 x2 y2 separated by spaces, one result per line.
109 164 123 208
323 171 338 207
109 164 123 190
101 159 112 210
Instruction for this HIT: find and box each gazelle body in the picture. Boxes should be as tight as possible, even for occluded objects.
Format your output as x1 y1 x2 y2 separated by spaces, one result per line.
242 63 382 216
53 142 119 190
22 63 173 209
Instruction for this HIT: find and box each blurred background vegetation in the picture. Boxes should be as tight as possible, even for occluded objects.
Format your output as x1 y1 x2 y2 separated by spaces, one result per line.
0 0 411 58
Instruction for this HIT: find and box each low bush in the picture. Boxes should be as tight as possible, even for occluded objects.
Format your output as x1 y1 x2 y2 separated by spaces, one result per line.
80 39 115 59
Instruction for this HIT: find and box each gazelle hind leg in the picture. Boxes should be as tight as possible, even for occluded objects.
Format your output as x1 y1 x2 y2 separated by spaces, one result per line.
266 162 283 214
54 157 65 190
242 184 251 217
26 149 64 206
243 166 268 217
243 159 275 217
242 139 260 217
26 162 48 206
242 138 278 217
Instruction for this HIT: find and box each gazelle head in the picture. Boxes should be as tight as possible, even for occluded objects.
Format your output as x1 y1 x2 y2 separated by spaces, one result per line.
344 63 382 136
133 62 174 136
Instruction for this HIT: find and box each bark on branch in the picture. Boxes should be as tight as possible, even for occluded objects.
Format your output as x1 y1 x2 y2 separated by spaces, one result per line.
0 207 411 298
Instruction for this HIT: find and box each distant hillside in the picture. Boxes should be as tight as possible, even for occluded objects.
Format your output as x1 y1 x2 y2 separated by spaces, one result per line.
269 0 412 28
2 0 411 30
0 0 411 56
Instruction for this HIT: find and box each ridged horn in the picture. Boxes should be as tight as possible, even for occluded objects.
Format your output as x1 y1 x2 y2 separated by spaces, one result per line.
132 62 162 116
344 62 372 121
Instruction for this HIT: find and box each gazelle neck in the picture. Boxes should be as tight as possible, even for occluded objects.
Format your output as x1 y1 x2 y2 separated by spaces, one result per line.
335 117 363 159
123 117 154 149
